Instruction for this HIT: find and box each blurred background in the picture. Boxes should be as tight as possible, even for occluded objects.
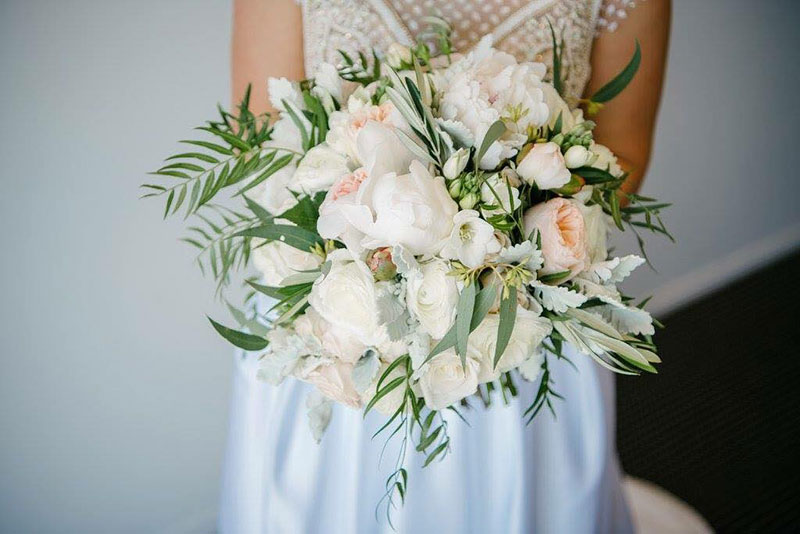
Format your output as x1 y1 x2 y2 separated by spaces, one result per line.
1 0 798 532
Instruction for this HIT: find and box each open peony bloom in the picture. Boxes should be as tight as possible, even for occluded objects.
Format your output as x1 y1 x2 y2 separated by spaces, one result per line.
523 198 589 281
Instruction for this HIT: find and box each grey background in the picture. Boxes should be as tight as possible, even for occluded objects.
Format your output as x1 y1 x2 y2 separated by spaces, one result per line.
0 0 798 532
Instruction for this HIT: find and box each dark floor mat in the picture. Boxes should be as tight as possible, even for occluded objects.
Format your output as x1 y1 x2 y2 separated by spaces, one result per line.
616 249 800 532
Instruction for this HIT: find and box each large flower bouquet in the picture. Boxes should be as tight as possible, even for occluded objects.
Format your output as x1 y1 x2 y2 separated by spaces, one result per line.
144 22 669 510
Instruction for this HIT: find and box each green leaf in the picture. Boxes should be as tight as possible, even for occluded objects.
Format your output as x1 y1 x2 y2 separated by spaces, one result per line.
548 20 564 96
537 270 571 284
423 440 448 467
473 120 506 168
573 166 619 185
493 287 517 368
195 126 252 152
207 317 268 351
609 190 624 231
234 223 323 251
426 282 496 363
455 281 477 362
278 192 325 231
236 153 294 195
364 376 405 415
180 139 234 156
590 40 641 103
244 194 274 223
166 151 220 164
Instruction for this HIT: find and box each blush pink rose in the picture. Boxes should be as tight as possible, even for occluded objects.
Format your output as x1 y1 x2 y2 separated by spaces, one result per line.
523 198 589 281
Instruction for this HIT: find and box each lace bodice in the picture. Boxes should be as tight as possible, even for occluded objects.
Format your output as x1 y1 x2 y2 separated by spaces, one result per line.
299 0 641 103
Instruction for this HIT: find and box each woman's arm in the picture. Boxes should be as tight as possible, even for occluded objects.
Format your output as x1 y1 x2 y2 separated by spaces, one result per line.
584 0 671 198
232 0 304 113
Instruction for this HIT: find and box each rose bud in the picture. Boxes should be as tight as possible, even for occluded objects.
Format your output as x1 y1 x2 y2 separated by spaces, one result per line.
564 145 593 169
459 191 479 210
443 147 469 180
516 141 571 190
367 247 397 281
500 167 522 187
386 42 413 69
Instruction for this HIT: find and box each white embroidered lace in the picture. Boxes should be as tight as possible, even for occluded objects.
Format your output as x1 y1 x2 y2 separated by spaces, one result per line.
298 0 641 103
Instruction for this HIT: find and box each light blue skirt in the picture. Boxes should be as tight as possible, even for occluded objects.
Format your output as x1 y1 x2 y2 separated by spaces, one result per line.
218 345 632 533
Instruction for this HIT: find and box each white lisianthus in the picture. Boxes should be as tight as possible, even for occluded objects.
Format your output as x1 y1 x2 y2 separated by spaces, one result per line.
304 360 362 409
417 349 479 410
542 84 584 132
405 259 459 339
440 210 502 268
443 147 470 180
308 250 386 346
523 198 589 280
467 307 552 383
517 142 571 190
438 36 548 169
293 308 367 364
340 161 458 256
564 145 593 169
578 201 609 264
267 77 303 112
251 238 322 287
590 141 623 177
289 144 351 194
480 173 521 216
386 42 413 69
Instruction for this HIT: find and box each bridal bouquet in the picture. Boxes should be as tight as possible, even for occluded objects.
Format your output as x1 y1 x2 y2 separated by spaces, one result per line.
144 21 669 510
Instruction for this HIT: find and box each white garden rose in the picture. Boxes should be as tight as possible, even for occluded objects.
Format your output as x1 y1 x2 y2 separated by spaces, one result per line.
289 143 351 194
251 238 322 286
438 36 548 169
340 161 458 256
523 198 589 280
467 307 553 383
516 142 571 190
405 259 459 339
418 349 479 410
308 250 386 346
304 360 362 409
440 210 501 268
293 308 367 364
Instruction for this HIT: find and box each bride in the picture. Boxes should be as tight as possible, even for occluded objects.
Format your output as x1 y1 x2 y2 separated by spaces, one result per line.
219 1 680 532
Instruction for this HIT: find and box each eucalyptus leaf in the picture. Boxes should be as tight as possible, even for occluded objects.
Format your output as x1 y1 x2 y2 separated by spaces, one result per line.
455 281 477 362
493 287 517 368
590 40 641 103
208 317 268 351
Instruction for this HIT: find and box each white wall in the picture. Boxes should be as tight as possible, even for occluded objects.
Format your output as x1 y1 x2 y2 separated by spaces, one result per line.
0 0 798 532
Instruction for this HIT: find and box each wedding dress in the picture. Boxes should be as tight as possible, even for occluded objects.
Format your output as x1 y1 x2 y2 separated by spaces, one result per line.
218 2 704 533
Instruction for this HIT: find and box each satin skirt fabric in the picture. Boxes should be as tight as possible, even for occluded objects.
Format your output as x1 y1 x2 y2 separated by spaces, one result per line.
218 346 633 534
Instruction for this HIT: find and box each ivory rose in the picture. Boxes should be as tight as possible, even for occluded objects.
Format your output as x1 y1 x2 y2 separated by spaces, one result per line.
517 142 571 190
308 250 386 346
289 143 351 194
418 349 479 410
523 198 589 280
317 168 369 251
405 258 459 339
467 307 553 383
305 360 362 409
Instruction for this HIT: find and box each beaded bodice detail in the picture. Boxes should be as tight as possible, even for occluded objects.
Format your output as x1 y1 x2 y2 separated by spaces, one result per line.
299 0 640 103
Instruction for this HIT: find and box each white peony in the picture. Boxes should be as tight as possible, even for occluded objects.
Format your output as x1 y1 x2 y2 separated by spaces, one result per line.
308 250 386 346
251 238 322 287
339 161 458 256
523 198 589 280
316 168 369 252
467 307 552 383
289 143 351 194
440 210 502 268
417 349 479 410
405 258 459 339
517 142 571 190
438 36 549 169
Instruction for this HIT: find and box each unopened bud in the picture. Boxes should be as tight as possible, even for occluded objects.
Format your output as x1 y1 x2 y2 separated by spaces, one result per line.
367 247 397 281
500 167 522 187
564 145 592 169
386 43 413 69
448 179 462 199
459 192 479 210
443 148 469 180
